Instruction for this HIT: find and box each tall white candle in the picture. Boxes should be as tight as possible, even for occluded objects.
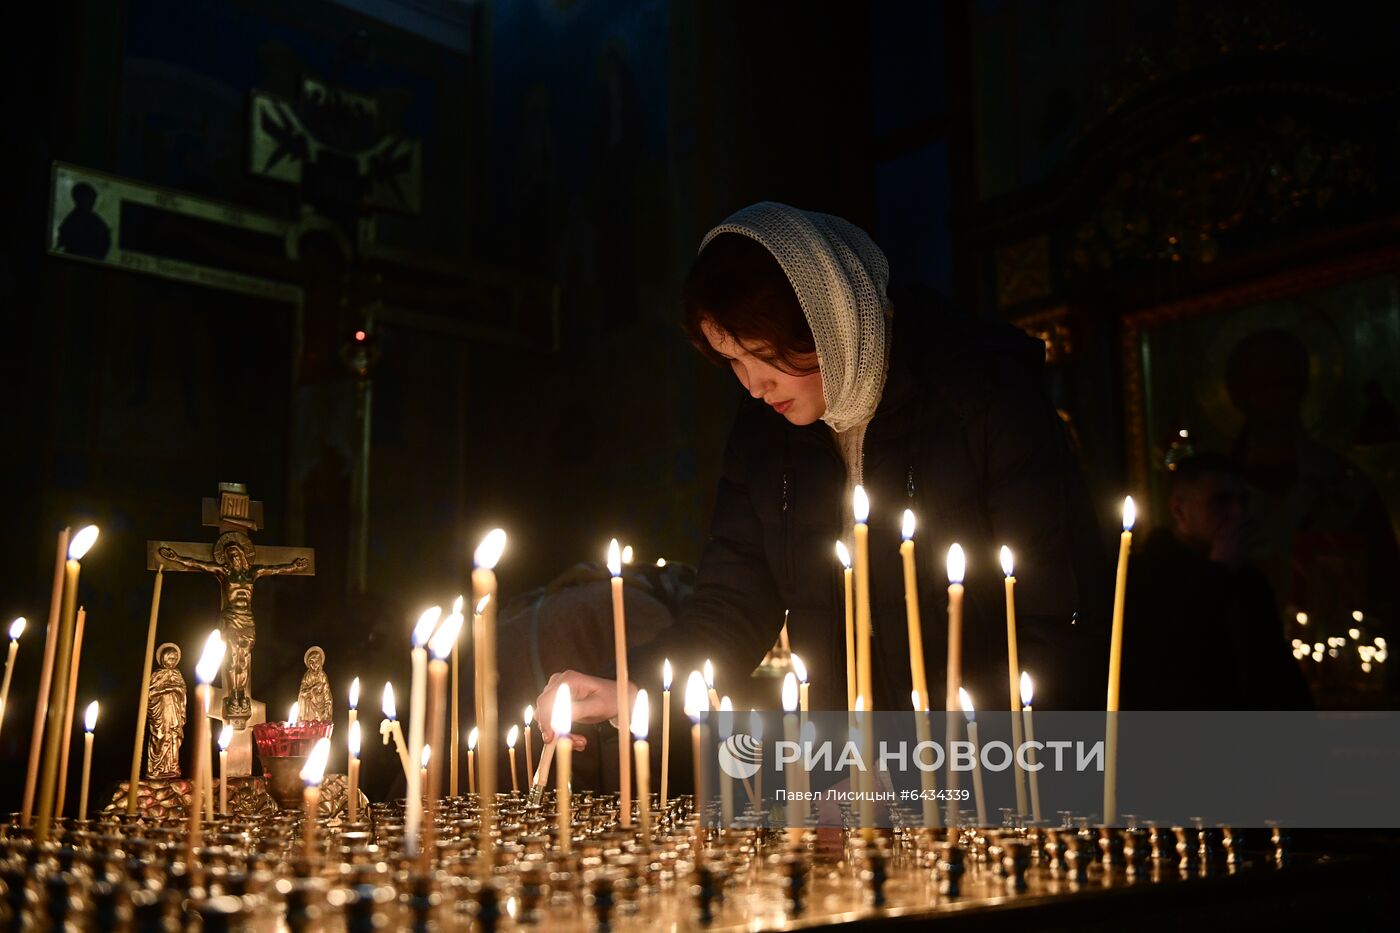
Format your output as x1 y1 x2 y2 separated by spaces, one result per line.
187 631 225 862
347 719 362 823
78 701 97 821
217 724 232 816
632 690 652 842
1021 672 1043 825
0 618 26 736
406 605 442 857
1001 546 1030 819
1105 497 1135 825
683 671 709 850
380 682 412 779
552 684 573 853
472 529 507 865
607 539 632 827
959 688 987 827
782 673 802 848
944 543 966 834
660 660 672 812
717 695 734 827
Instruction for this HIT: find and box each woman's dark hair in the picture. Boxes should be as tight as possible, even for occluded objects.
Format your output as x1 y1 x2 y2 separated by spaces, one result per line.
681 233 818 375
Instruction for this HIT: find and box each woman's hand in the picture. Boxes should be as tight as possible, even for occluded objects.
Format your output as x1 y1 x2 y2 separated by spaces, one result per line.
534 670 640 747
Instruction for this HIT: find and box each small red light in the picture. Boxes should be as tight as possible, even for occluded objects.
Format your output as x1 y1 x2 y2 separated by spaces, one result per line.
354 330 366 342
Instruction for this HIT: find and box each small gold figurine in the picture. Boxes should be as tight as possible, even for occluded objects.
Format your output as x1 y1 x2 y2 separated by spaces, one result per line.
146 642 187 779
298 646 333 723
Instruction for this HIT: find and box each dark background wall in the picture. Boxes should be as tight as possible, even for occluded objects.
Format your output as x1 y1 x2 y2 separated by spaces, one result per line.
2 0 1397 807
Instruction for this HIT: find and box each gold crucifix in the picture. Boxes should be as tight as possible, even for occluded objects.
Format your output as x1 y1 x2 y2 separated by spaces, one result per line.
147 483 314 731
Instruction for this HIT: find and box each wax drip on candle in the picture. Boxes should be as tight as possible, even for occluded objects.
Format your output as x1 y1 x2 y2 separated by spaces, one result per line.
1020 672 1034 708
348 719 361 758
83 701 98 734
301 737 330 784
8 618 25 641
349 677 360 711
382 682 397 719
217 723 232 752
507 724 519 748
631 690 649 740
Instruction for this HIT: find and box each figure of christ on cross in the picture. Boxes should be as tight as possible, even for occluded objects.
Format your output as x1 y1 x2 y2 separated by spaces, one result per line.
158 532 308 728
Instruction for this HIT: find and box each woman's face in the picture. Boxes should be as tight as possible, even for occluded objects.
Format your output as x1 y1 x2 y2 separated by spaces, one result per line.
701 320 825 425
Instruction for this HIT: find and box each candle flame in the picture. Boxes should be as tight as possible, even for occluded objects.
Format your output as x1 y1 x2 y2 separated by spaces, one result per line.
607 539 622 576
8 617 25 640
507 724 519 749
683 671 708 721
622 545 634 564
288 702 300 725
958 687 975 721
1123 496 1136 531
790 652 808 684
474 528 507 570
68 525 99 561
301 737 331 785
852 485 870 524
662 659 673 690
1000 546 1014 577
855 694 865 713
1296 612 1308 626
749 708 764 740
946 543 966 584
84 700 99 732
1352 610 1365 623
421 744 432 768
1020 671 1034 708
656 558 667 567
902 509 915 540
631 689 649 740
451 595 464 616
468 726 479 751
428 611 465 660
195 630 225 685
524 703 534 725
834 540 851 569
412 606 442 648
1348 628 1361 640
781 672 799 712
911 690 923 712
703 659 715 689
218 723 233 751
348 719 361 758
382 682 397 719
551 683 573 736
475 595 491 615
349 677 360 709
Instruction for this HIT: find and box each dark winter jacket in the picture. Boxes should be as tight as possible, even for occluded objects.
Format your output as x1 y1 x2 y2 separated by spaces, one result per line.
629 301 1112 711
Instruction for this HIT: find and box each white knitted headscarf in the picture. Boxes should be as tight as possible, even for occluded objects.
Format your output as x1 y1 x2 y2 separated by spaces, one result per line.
700 202 893 437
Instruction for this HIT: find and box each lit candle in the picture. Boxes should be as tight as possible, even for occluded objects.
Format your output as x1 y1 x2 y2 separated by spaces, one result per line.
506 725 520 795
551 683 573 853
852 488 872 725
78 700 97 822
632 689 652 842
959 688 987 827
748 709 764 814
684 671 710 850
1000 546 1030 820
660 660 672 812
717 695 735 827
622 544 634 564
853 695 868 827
34 524 97 842
899 510 931 717
790 653 810 799
451 594 463 798
347 719 362 822
911 690 940 828
217 723 232 816
703 658 720 711
420 744 431 789
203 686 215 820
425 611 465 867
523 705 536 796
187 631 225 862
473 529 506 865
855 692 873 840
129 567 163 815
945 543 965 833
835 542 855 712
467 727 479 796
0 618 26 735
1020 672 1043 825
782 674 802 846
348 676 360 762
56 606 88 818
607 539 633 828
1105 496 1135 825
406 605 442 857
23 526 69 829
380 682 412 779
301 736 330 860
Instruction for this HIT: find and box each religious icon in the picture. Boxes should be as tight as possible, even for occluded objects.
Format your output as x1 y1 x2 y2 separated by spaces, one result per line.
157 532 308 729
146 642 186 779
298 646 333 724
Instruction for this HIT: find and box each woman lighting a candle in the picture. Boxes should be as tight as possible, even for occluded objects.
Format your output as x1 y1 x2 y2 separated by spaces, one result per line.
535 202 1108 742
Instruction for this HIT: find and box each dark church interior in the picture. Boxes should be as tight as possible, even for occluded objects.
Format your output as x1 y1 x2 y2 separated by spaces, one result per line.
1 0 1397 927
